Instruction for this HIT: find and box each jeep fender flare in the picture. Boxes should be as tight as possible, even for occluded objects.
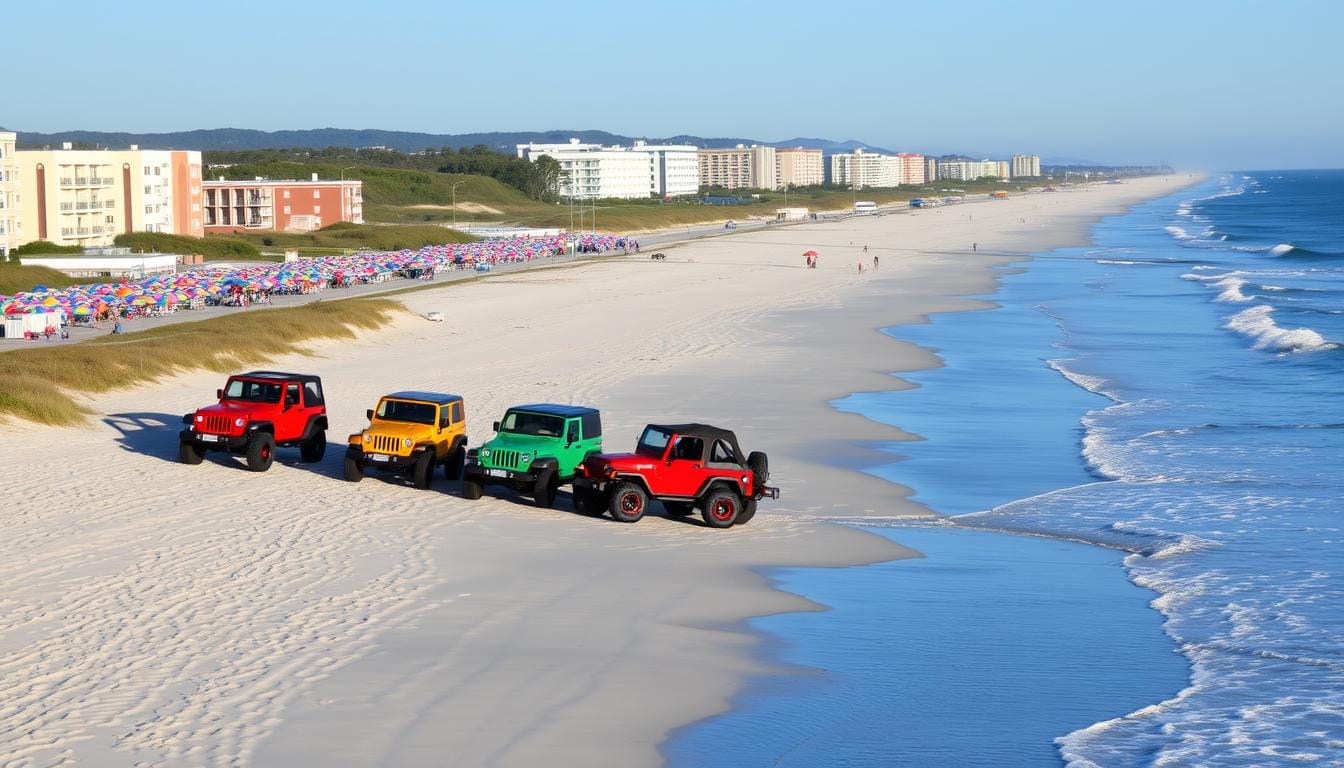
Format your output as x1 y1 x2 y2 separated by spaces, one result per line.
611 472 653 496
530 456 560 473
247 420 275 436
298 414 329 442
695 477 747 502
449 435 467 454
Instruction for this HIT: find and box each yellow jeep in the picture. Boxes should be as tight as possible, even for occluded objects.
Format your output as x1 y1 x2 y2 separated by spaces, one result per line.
344 391 467 488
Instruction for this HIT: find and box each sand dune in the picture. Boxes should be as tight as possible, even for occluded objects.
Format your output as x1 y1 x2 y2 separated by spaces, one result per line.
0 176 1191 766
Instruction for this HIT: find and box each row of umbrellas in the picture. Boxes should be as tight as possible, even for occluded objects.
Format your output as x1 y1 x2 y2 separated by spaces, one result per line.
1 233 631 322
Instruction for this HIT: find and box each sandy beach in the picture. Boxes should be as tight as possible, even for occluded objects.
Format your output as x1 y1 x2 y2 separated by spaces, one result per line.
0 175 1192 767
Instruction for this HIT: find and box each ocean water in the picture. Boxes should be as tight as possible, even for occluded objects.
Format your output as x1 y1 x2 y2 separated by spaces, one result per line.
669 171 1344 766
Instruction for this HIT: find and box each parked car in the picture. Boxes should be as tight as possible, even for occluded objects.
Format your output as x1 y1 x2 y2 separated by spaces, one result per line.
463 404 602 507
344 391 467 488
178 371 328 471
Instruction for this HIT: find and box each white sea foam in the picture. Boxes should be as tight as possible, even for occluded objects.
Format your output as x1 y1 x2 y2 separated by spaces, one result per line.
1269 243 1297 257
1212 276 1252 303
1047 358 1114 399
1166 225 1195 241
1224 305 1338 353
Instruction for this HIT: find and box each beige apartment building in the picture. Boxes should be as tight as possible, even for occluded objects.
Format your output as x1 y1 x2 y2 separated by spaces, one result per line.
15 145 203 249
0 132 20 258
1011 154 1042 177
775 147 824 187
697 145 778 190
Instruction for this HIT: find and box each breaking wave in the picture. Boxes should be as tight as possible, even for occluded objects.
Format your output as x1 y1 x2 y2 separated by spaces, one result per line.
1223 305 1337 353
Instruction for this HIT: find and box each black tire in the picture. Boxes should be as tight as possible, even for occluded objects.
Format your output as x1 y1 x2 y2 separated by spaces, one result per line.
533 469 558 508
246 432 275 472
462 477 484 500
412 451 434 490
178 440 204 465
607 481 648 523
573 487 604 516
444 445 465 481
300 429 326 463
663 501 694 518
736 497 758 525
747 451 769 489
702 488 742 529
343 455 364 482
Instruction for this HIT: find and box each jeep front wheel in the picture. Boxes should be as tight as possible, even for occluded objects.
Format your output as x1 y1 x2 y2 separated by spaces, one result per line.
301 429 326 463
246 433 275 472
343 456 364 482
462 477 484 500
702 488 741 529
608 482 648 523
412 451 434 490
178 440 205 465
533 470 558 508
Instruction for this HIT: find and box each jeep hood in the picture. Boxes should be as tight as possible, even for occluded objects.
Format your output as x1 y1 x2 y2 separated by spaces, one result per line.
485 433 564 453
365 421 435 440
196 401 273 418
584 452 661 472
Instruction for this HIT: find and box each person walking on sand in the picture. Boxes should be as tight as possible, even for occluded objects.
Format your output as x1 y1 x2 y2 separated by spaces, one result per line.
973 242 978 252
857 260 864 273
873 255 879 270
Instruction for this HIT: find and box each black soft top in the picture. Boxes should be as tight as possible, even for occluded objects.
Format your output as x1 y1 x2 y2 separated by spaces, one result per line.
236 370 322 384
649 423 743 460
510 403 597 418
385 391 461 405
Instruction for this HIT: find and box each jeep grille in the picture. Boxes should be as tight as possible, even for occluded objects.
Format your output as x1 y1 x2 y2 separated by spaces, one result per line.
490 449 526 471
369 434 405 454
201 415 233 434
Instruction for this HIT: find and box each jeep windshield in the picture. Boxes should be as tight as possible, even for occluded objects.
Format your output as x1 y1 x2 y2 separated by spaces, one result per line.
376 399 436 425
636 426 672 457
501 411 564 437
224 379 283 403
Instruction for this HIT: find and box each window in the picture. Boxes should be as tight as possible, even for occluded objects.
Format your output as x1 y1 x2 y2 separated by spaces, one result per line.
636 426 672 457
224 379 282 403
154 167 161 176
566 421 579 444
376 399 435 425
283 206 291 214
581 411 601 439
283 190 290 199
145 205 153 214
143 166 150 175
284 383 300 407
313 190 321 198
313 205 320 214
303 381 324 405
450 402 463 423
710 439 738 464
500 411 564 437
144 185 152 194
672 437 703 461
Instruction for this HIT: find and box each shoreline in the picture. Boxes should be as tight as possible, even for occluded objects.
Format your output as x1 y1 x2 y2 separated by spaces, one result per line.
0 175 1201 766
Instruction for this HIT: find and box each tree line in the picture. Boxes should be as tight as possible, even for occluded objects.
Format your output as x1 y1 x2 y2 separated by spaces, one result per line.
203 145 562 203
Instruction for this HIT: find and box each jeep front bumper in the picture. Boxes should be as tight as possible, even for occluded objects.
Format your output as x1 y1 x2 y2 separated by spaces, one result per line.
465 461 543 487
179 428 250 451
346 445 424 471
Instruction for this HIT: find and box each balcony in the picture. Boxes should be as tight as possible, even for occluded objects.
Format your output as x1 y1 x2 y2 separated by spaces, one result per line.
59 177 115 188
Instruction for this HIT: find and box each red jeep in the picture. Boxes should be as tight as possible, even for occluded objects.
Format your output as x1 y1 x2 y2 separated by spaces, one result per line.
178 371 329 472
572 423 778 528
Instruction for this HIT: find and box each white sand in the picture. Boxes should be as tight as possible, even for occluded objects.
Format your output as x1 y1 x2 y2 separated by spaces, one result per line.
0 175 1196 766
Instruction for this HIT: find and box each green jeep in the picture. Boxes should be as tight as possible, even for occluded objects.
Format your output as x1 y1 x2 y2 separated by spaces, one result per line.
463 404 602 508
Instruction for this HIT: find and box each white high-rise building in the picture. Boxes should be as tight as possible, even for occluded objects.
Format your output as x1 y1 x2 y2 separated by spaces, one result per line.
936 159 1009 181
516 139 697 199
1011 154 1042 178
0 132 20 258
830 149 902 188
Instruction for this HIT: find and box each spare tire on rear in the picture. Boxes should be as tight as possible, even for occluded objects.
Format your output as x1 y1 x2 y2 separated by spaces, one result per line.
747 451 769 489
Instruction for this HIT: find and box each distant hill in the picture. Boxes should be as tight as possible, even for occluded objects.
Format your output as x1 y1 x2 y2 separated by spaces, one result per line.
12 127 896 155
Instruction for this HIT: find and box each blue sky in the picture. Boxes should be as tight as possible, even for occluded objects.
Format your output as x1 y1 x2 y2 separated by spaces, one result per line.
5 0 1341 169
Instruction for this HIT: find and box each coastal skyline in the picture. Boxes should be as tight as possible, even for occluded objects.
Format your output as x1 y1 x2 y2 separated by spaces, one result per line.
6 1 1341 170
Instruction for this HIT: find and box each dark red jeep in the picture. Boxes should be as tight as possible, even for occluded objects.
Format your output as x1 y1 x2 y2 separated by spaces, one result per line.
572 423 778 528
178 371 329 472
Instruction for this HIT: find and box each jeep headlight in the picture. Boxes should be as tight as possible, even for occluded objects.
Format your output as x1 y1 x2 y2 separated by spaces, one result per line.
520 454 532 464
195 414 203 423
402 437 413 448
234 417 246 427
363 433 372 443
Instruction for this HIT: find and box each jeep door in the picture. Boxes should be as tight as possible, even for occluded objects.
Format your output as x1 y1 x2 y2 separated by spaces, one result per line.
660 434 706 498
281 382 309 439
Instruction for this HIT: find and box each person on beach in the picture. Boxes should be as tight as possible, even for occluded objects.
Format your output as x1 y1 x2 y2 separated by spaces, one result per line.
973 242 978 252
873 255 879 270
863 245 868 253
112 318 123 335
857 260 864 273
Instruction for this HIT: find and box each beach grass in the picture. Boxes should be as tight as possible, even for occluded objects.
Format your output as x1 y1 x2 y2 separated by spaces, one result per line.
0 264 89 294
0 297 405 425
214 222 479 254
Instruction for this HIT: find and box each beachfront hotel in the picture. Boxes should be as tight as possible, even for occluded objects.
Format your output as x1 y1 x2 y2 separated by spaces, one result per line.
829 149 926 188
697 145 779 190
14 144 203 248
935 159 1010 181
0 132 20 258
516 139 698 199
1012 154 1042 178
201 176 363 233
775 147 824 187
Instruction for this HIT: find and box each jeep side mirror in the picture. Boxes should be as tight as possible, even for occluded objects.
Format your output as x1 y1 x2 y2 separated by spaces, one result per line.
216 388 223 400
366 409 374 421
492 421 500 432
